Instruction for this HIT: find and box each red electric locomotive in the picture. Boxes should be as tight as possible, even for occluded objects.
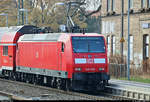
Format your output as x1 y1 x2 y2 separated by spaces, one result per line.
0 27 110 91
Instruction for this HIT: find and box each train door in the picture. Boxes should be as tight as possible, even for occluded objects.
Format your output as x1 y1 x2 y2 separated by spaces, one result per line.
61 43 65 71
58 42 65 71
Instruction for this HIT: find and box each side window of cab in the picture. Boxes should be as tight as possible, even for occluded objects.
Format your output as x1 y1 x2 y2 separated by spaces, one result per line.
61 43 65 52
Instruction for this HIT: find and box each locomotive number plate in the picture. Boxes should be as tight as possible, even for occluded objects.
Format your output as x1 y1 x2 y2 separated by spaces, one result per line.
87 58 94 63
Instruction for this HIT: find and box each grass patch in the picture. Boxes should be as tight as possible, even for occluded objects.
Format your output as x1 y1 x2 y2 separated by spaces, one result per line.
113 77 150 84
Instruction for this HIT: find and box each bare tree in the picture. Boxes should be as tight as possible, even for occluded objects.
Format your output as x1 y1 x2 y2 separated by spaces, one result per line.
39 0 45 23
65 0 102 18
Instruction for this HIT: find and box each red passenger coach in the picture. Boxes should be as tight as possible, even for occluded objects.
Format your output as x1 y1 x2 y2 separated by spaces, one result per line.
0 25 42 73
15 33 110 91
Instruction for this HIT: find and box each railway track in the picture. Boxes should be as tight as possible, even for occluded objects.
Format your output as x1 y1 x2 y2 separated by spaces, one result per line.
0 77 145 100
0 91 30 100
0 78 113 100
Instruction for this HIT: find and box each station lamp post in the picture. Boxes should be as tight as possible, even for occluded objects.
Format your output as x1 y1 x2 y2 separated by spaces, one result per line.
121 0 124 64
18 9 28 25
0 13 8 27
127 0 130 80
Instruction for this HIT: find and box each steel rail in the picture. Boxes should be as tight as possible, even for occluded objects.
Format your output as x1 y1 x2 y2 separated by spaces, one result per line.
0 78 112 100
1 77 146 100
0 91 31 100
1 77 147 100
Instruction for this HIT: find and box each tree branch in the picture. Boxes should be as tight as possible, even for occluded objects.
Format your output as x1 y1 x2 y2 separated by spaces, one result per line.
71 0 102 18
85 5 101 17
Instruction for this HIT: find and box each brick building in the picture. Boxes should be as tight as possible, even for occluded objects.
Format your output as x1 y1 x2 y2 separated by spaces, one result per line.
100 0 150 69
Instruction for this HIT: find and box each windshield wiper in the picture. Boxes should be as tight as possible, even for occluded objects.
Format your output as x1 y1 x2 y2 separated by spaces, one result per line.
73 48 77 53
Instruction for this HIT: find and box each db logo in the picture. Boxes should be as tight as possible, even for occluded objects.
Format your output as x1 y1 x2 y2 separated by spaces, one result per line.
87 58 94 63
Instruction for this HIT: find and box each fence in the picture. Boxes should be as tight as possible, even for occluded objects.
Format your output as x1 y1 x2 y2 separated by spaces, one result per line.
109 63 127 78
142 59 150 74
108 59 150 79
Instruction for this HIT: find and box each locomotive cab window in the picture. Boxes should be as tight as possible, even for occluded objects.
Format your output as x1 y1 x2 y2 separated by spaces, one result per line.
72 37 105 53
3 46 8 56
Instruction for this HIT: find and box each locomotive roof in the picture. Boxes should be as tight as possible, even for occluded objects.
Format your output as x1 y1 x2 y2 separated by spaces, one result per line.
19 33 62 42
18 33 104 42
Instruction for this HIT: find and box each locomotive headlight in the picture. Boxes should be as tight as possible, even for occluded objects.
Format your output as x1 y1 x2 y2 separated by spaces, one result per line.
99 68 104 71
75 68 81 71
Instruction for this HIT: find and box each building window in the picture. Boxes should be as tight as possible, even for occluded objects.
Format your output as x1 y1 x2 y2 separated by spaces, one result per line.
130 0 133 9
3 46 8 56
107 36 111 56
107 0 115 12
106 21 109 33
143 34 149 59
102 21 115 34
102 21 106 34
107 0 111 12
141 0 146 8
148 0 150 8
110 22 115 33
112 0 115 11
111 35 116 55
130 35 134 61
